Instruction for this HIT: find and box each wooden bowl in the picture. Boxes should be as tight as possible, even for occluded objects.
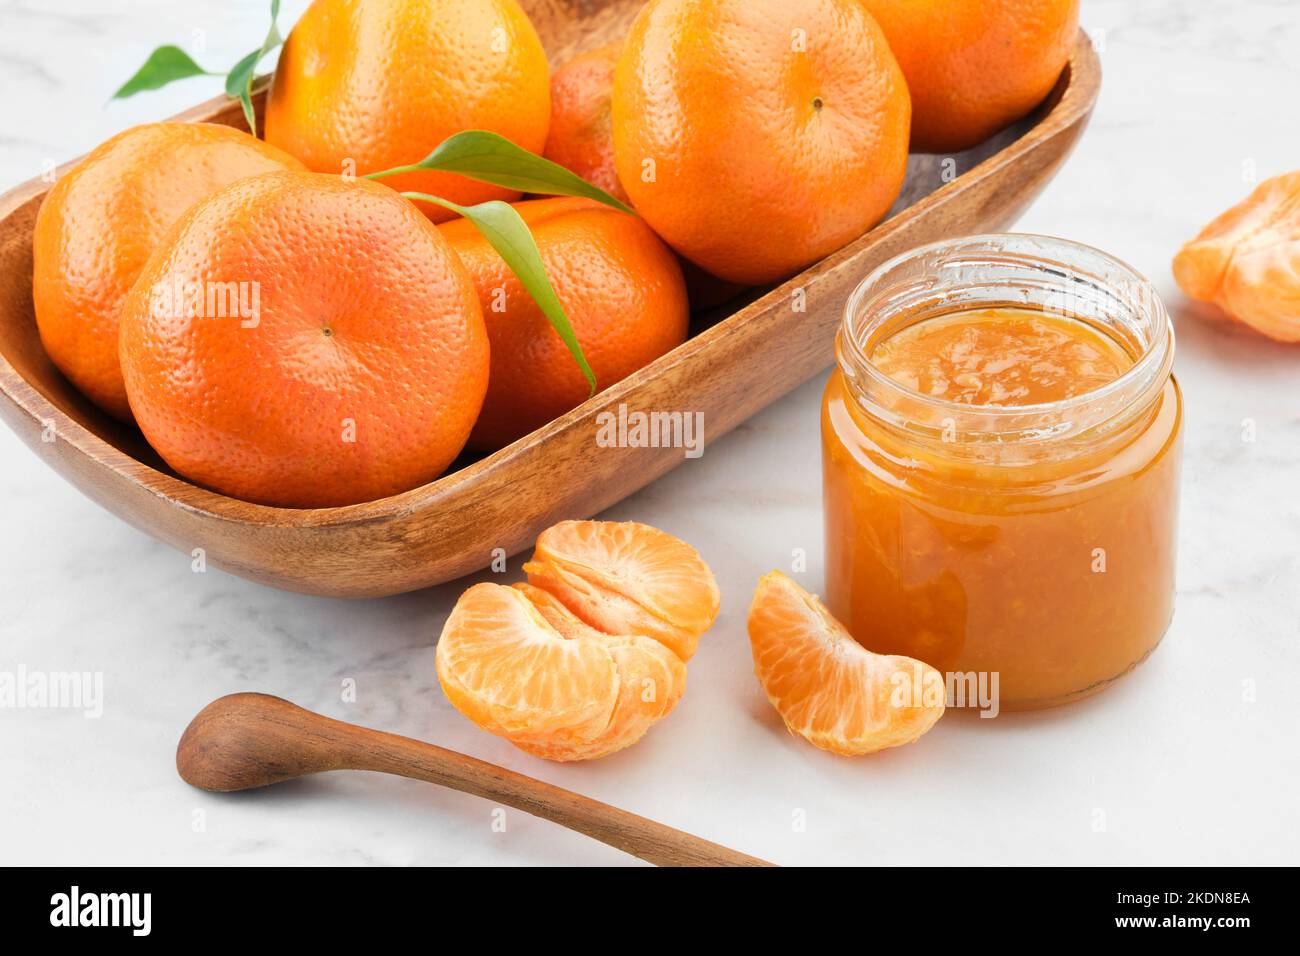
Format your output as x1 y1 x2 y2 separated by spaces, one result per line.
0 4 1100 598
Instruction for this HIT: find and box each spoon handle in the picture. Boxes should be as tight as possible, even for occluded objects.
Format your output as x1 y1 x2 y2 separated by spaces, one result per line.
178 693 772 867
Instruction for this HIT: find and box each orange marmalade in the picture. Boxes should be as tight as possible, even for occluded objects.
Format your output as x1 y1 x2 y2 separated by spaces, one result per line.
822 236 1182 709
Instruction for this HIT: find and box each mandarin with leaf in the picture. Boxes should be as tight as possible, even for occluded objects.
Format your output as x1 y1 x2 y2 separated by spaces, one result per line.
265 0 551 222
440 197 688 451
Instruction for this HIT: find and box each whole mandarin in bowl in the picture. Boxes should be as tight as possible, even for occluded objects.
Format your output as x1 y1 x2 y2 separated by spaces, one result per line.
542 41 748 312
118 171 489 508
265 0 551 222
611 0 911 285
543 42 629 206
862 0 1080 153
31 122 302 421
440 197 689 452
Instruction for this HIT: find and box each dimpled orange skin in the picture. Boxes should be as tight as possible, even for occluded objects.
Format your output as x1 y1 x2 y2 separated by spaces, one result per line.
118 171 489 509
542 43 746 311
265 0 551 223
610 0 911 286
862 0 1079 154
440 197 688 451
31 122 303 421
543 43 629 206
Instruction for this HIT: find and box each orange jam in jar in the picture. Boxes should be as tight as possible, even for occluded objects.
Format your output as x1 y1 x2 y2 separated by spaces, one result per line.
822 235 1182 709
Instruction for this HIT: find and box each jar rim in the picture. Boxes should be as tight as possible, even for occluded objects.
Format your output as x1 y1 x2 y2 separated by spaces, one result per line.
838 233 1176 443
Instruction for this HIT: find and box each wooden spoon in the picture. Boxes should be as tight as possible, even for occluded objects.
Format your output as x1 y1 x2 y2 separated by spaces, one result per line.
177 693 772 867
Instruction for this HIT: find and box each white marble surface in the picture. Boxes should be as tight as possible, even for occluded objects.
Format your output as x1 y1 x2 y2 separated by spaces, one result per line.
1 0 1297 866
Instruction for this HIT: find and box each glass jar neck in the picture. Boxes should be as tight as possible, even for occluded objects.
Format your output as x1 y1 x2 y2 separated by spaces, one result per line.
836 234 1175 464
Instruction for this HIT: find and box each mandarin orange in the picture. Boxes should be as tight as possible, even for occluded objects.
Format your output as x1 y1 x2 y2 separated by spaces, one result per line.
543 43 629 206
440 197 688 451
31 122 302 420
265 0 551 222
610 0 910 285
118 171 488 508
541 42 748 311
862 0 1079 153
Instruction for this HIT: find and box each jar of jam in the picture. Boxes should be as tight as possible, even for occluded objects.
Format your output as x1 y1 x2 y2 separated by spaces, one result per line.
822 235 1182 709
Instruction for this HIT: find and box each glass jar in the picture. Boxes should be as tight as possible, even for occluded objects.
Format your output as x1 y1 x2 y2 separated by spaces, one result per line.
822 234 1182 710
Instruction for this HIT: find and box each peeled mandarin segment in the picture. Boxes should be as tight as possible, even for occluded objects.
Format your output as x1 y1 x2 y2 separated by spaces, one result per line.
511 582 688 760
1173 171 1300 343
747 572 945 756
513 582 601 641
588 636 687 757
513 582 687 728
524 557 696 660
1221 248 1300 342
435 584 618 745
438 579 688 763
438 522 715 761
522 520 721 662
512 633 687 762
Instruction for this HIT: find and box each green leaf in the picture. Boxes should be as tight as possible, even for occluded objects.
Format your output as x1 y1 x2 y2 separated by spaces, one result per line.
372 131 634 216
237 90 257 136
404 193 597 396
224 49 261 132
223 0 285 136
112 46 214 99
223 49 262 100
108 0 286 134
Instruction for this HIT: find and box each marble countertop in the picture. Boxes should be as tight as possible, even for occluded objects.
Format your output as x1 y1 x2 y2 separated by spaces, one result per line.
1 0 1296 866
